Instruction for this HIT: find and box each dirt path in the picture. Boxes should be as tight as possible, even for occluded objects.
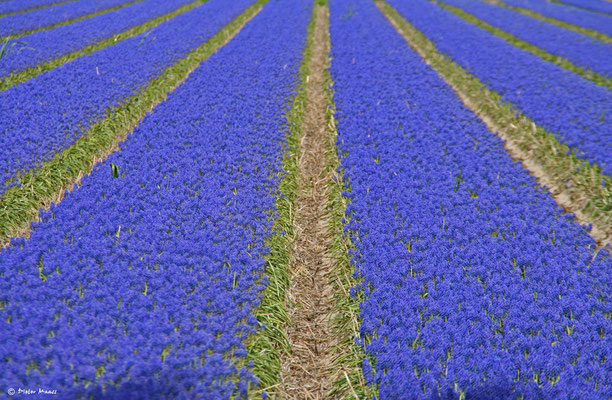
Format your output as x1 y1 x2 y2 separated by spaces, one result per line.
279 5 340 399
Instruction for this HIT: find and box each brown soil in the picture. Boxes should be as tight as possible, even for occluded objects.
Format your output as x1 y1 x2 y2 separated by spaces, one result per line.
279 6 340 399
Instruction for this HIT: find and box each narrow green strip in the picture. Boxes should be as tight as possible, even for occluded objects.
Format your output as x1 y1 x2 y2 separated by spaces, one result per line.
0 0 267 248
245 3 315 397
376 0 612 244
0 0 144 42
494 0 612 45
0 0 75 19
438 1 612 91
247 2 373 398
0 0 208 91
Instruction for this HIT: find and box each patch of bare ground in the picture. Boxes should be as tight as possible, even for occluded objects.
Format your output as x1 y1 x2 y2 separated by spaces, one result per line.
279 5 345 399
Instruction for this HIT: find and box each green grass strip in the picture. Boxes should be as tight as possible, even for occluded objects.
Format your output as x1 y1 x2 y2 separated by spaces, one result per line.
0 0 144 42
0 0 75 19
322 4 376 396
494 0 612 45
439 1 612 91
0 0 267 248
376 0 612 247
0 0 208 91
245 3 315 398
247 2 374 398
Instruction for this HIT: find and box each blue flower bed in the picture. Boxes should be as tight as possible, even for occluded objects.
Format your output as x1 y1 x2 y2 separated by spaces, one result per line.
0 0 136 38
0 0 67 15
0 0 196 77
0 0 311 398
387 0 612 175
443 0 612 78
502 0 612 36
330 0 611 398
557 0 612 15
0 0 254 196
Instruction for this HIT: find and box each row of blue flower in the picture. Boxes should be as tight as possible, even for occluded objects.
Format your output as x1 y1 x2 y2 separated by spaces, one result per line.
556 0 612 16
443 0 612 78
0 0 311 397
501 0 612 36
0 0 135 38
0 0 68 15
0 0 196 78
0 0 254 196
387 0 612 176
330 0 611 398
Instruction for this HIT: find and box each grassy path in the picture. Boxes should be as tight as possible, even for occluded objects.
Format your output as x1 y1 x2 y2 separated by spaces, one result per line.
248 3 371 398
279 4 364 398
279 4 339 397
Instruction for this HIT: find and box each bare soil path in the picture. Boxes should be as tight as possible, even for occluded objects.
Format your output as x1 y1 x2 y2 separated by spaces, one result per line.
279 5 342 399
